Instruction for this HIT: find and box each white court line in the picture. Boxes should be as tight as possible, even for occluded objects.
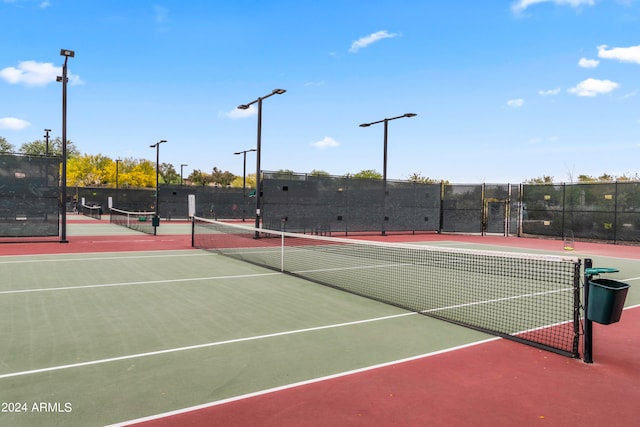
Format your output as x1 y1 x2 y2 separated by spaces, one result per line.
105 336 501 427
0 312 416 380
0 251 209 265
0 272 280 295
106 305 640 427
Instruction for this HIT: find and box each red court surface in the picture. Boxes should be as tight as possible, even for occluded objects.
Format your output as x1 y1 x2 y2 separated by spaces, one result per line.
127 308 639 427
0 234 193 255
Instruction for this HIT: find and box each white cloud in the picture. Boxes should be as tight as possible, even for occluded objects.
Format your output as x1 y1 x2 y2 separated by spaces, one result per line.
507 98 524 108
349 30 398 53
597 44 640 64
578 57 599 68
0 60 83 86
311 136 340 149
0 117 31 130
568 78 619 96
223 105 257 119
0 61 58 86
511 0 595 13
3 0 51 7
539 88 561 96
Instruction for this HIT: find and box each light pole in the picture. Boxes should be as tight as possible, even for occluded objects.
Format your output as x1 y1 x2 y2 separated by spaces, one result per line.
180 164 188 185
234 148 256 221
237 88 286 236
115 159 121 205
56 48 74 243
149 139 167 235
359 113 417 235
43 129 53 188
44 129 51 157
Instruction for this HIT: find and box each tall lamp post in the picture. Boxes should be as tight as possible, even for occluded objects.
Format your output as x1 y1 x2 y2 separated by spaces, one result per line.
115 159 121 206
57 48 74 243
359 113 417 235
180 164 188 185
234 148 256 221
237 88 286 236
44 129 52 187
44 128 51 157
149 140 167 236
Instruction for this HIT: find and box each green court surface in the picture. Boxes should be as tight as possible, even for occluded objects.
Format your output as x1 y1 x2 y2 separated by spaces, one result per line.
0 221 638 426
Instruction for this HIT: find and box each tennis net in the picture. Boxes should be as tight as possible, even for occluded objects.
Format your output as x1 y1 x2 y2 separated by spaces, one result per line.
81 204 102 220
192 217 582 358
110 208 156 234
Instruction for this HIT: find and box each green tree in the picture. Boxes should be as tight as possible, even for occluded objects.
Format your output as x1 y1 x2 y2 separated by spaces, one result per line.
408 172 446 184
525 175 554 184
128 160 156 188
159 162 179 184
211 167 236 187
19 137 79 157
67 154 110 186
0 136 15 153
617 173 639 181
230 173 256 188
352 169 382 179
309 169 330 177
577 175 596 182
112 158 154 188
189 169 214 186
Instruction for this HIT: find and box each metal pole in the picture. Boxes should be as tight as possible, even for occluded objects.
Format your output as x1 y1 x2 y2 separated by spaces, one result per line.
155 143 159 236
255 97 263 238
150 140 166 236
382 119 388 236
234 149 255 222
242 152 247 221
115 159 120 205
44 129 51 157
60 57 69 243
359 113 416 237
584 258 593 363
181 164 188 185
237 89 286 236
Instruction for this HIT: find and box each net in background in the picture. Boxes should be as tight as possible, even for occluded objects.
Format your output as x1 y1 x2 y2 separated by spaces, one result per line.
81 204 102 220
193 217 582 358
110 208 155 234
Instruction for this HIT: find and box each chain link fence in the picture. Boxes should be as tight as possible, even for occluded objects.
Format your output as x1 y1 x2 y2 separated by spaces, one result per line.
0 154 60 237
54 176 640 244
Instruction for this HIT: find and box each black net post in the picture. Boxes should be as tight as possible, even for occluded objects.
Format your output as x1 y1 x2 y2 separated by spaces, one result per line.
583 258 593 363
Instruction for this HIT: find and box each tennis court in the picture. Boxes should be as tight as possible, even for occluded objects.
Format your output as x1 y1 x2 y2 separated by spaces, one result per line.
1 215 638 426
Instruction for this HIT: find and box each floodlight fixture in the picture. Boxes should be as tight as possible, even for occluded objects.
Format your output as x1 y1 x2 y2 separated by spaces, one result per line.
236 89 287 235
180 163 188 185
150 139 167 235
58 48 74 243
44 129 52 157
234 148 258 221
359 112 417 235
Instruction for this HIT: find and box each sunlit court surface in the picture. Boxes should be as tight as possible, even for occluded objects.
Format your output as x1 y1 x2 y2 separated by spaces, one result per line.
1 215 639 427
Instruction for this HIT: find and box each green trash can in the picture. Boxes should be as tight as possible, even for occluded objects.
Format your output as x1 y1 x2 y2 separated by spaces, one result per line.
587 278 630 325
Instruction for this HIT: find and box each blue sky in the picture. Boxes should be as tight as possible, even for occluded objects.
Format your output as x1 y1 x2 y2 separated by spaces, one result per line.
1 0 639 183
